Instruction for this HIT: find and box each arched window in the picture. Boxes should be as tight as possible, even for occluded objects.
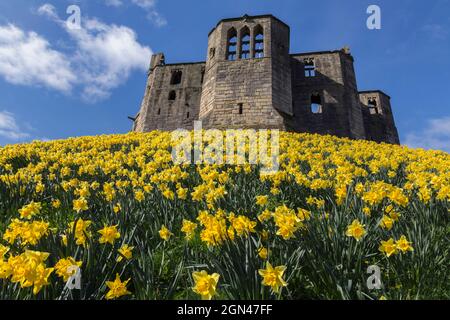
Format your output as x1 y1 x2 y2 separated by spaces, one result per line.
168 90 176 101
254 26 264 58
368 98 379 115
170 70 182 85
311 93 322 114
240 27 251 59
227 28 237 61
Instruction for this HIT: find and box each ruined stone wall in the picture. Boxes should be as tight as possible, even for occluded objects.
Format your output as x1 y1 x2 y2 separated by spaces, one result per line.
289 51 365 139
133 14 400 145
340 53 366 139
135 62 205 132
360 91 400 144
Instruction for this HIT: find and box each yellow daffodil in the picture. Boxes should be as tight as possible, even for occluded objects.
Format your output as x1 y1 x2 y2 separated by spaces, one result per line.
395 235 413 253
105 274 131 300
73 197 88 213
98 225 121 245
0 245 9 258
181 219 197 240
258 262 288 294
134 190 145 202
345 220 366 241
117 244 134 262
380 215 394 230
379 238 397 257
54 257 82 282
159 225 173 241
68 219 92 247
52 199 61 209
192 270 220 300
256 195 268 206
228 214 256 237
363 207 371 216
258 209 272 223
18 201 42 220
258 247 268 260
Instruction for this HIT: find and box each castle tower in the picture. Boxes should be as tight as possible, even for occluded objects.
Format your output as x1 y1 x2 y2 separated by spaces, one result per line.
199 15 292 129
289 48 367 140
359 91 400 144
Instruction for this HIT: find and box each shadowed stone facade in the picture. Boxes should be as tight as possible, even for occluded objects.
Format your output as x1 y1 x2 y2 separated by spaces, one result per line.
133 14 400 144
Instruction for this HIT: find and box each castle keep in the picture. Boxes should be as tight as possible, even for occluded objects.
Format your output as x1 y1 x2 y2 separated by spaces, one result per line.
133 14 400 144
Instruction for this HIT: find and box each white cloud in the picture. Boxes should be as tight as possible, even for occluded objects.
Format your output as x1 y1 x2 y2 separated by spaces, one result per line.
0 24 76 92
37 3 58 20
145 10 167 28
131 0 156 9
0 4 153 102
66 18 152 100
0 111 30 141
404 117 450 153
105 0 167 27
105 0 123 7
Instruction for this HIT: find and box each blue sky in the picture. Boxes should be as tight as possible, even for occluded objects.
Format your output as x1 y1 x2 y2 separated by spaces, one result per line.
0 0 449 151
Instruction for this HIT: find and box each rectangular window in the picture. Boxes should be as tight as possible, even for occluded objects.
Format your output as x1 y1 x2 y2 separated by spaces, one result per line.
304 59 316 77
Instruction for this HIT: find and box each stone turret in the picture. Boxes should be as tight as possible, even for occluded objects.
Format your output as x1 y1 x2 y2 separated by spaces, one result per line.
199 15 292 129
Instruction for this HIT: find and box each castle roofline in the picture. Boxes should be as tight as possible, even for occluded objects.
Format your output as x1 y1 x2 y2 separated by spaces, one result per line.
208 14 289 36
359 90 391 99
291 49 355 61
162 61 206 67
291 50 344 56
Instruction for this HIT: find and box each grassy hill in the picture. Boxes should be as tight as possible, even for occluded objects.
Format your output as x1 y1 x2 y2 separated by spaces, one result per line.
0 131 448 300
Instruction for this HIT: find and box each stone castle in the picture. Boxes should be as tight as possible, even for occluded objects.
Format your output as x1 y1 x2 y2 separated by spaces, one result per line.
132 14 400 144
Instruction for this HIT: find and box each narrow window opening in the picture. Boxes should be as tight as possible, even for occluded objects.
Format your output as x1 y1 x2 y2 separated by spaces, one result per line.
311 93 322 114
240 28 251 59
200 68 205 84
368 98 379 115
304 59 316 77
157 108 161 115
238 103 243 115
186 112 190 119
209 47 216 59
254 26 264 58
227 29 237 61
170 70 182 85
168 90 176 101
